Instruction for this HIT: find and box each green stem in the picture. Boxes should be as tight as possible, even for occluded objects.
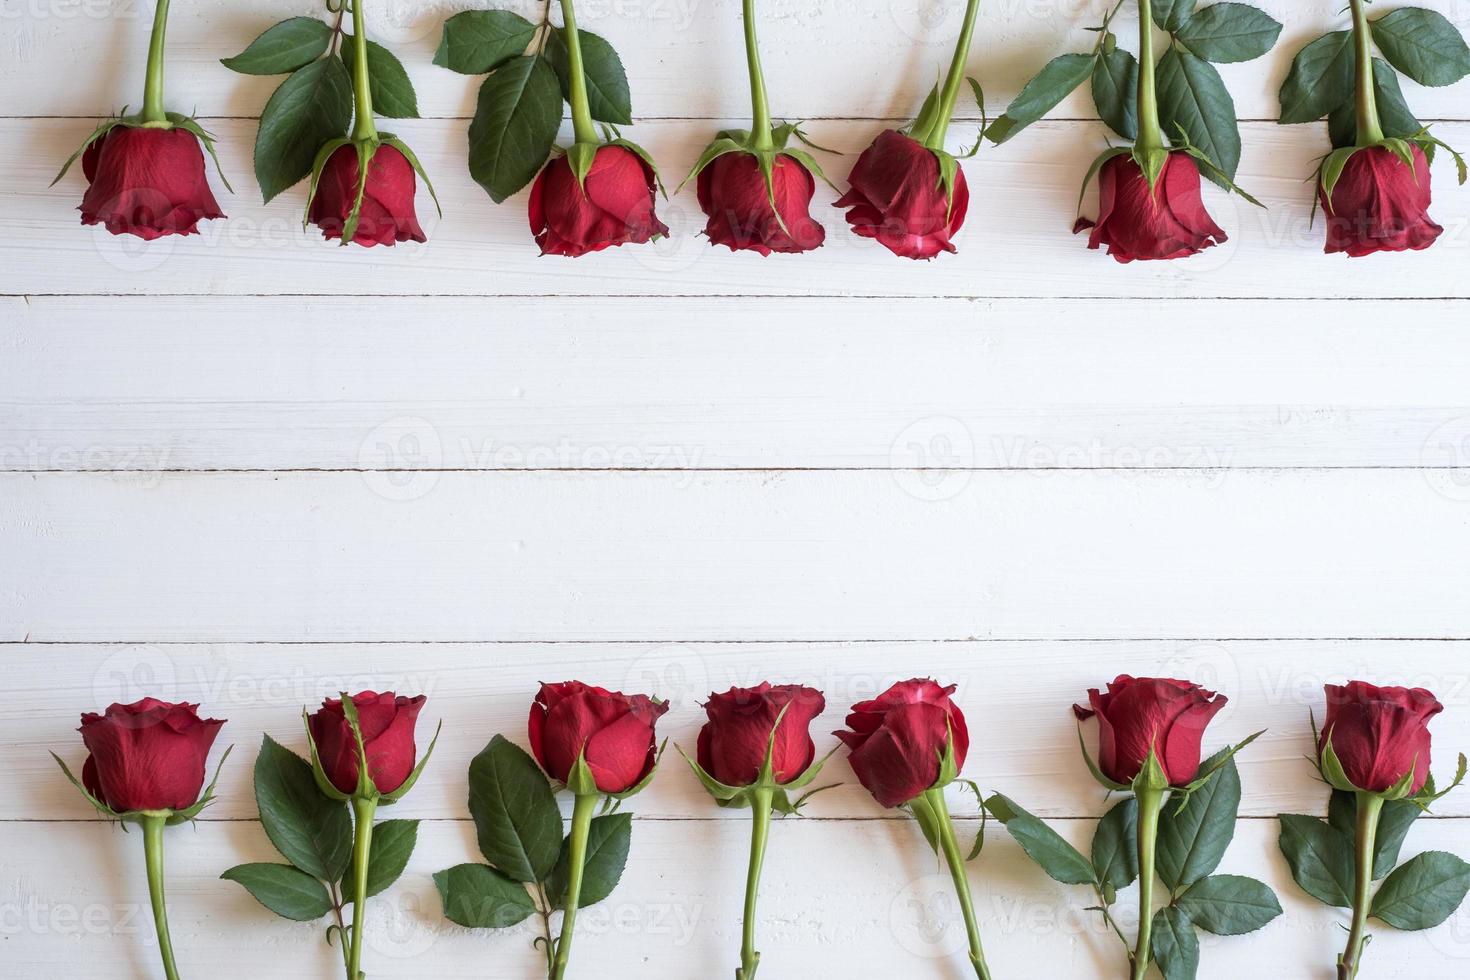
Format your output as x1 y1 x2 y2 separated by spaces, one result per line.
1348 0 1384 146
349 0 377 141
920 789 992 980
1134 0 1165 152
1339 793 1384 980
141 813 181 980
1130 787 1165 980
557 0 598 146
924 0 983 150
742 0 774 151
736 787 774 980
550 793 598 980
140 0 171 125
346 796 378 980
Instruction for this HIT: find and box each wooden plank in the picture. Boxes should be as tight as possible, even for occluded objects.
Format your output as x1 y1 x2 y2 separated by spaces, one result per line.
16 640 1470 821
10 118 1470 298
6 296 1470 472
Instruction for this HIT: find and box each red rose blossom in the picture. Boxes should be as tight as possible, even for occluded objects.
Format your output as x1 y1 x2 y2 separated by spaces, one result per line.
528 145 667 257
697 152 825 255
1078 151 1227 263
308 691 426 794
78 126 225 240
528 681 668 793
1319 145 1443 257
308 142 426 247
697 683 826 786
1320 681 1442 794
79 698 226 812
835 129 968 259
836 679 968 808
1074 675 1227 786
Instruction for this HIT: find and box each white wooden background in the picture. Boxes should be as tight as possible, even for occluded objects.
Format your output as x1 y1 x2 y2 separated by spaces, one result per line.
6 0 1470 977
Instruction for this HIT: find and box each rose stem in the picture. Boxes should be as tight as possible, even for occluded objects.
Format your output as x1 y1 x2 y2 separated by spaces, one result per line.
141 813 182 980
923 0 982 152
557 0 598 146
737 786 774 980
139 0 171 125
1348 0 1385 147
345 796 378 980
349 0 377 141
1129 786 1165 980
550 792 599 980
1339 792 1384 980
741 0 774 152
920 788 993 980
1134 0 1166 154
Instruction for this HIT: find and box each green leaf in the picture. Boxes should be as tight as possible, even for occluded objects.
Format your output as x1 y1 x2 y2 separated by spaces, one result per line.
1150 905 1199 980
467 55 563 203
1277 813 1354 908
1371 851 1470 930
1152 0 1193 34
546 29 633 126
1372 8 1470 88
548 812 632 909
984 794 1096 886
222 863 334 921
1092 46 1139 141
1328 791 1422 879
254 56 353 203
985 53 1094 145
221 17 333 75
1278 31 1355 125
1157 47 1241 180
1328 60 1423 148
343 819 418 900
1175 3 1282 64
1092 797 1139 890
434 863 538 929
467 735 563 883
1157 754 1240 891
434 10 538 75
360 39 418 119
1174 874 1283 935
253 734 352 883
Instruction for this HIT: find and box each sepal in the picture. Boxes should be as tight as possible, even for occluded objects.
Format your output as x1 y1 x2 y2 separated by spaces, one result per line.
380 132 442 215
168 744 235 824
302 136 353 229
51 752 126 820
302 707 353 802
677 135 745 194
566 141 599 191
1131 748 1171 795
168 112 234 192
379 720 441 805
1170 730 1264 813
51 113 132 185
1075 719 1132 793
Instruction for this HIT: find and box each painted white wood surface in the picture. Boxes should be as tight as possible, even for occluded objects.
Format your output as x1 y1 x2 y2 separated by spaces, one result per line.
6 0 1470 976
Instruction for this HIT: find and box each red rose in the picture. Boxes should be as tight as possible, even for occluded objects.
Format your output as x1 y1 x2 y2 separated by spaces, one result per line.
308 142 426 247
835 679 968 808
529 681 668 793
528 145 668 257
1074 675 1227 786
835 129 968 259
697 152 825 255
696 683 826 786
78 698 225 812
308 691 426 795
79 126 225 240
1078 152 1227 263
1320 681 1442 794
1319 145 1443 257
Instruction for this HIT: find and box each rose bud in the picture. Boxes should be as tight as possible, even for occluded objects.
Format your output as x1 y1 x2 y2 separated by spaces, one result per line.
1077 152 1227 263
1073 675 1228 787
308 142 427 247
835 679 968 808
697 683 826 786
529 144 668 257
1319 145 1443 257
1320 681 1443 794
529 681 669 794
697 151 825 255
78 126 225 240
835 129 968 260
78 698 226 812
308 691 427 795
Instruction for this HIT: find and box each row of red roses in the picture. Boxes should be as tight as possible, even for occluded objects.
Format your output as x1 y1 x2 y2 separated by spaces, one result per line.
56 0 1465 261
58 676 1466 980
